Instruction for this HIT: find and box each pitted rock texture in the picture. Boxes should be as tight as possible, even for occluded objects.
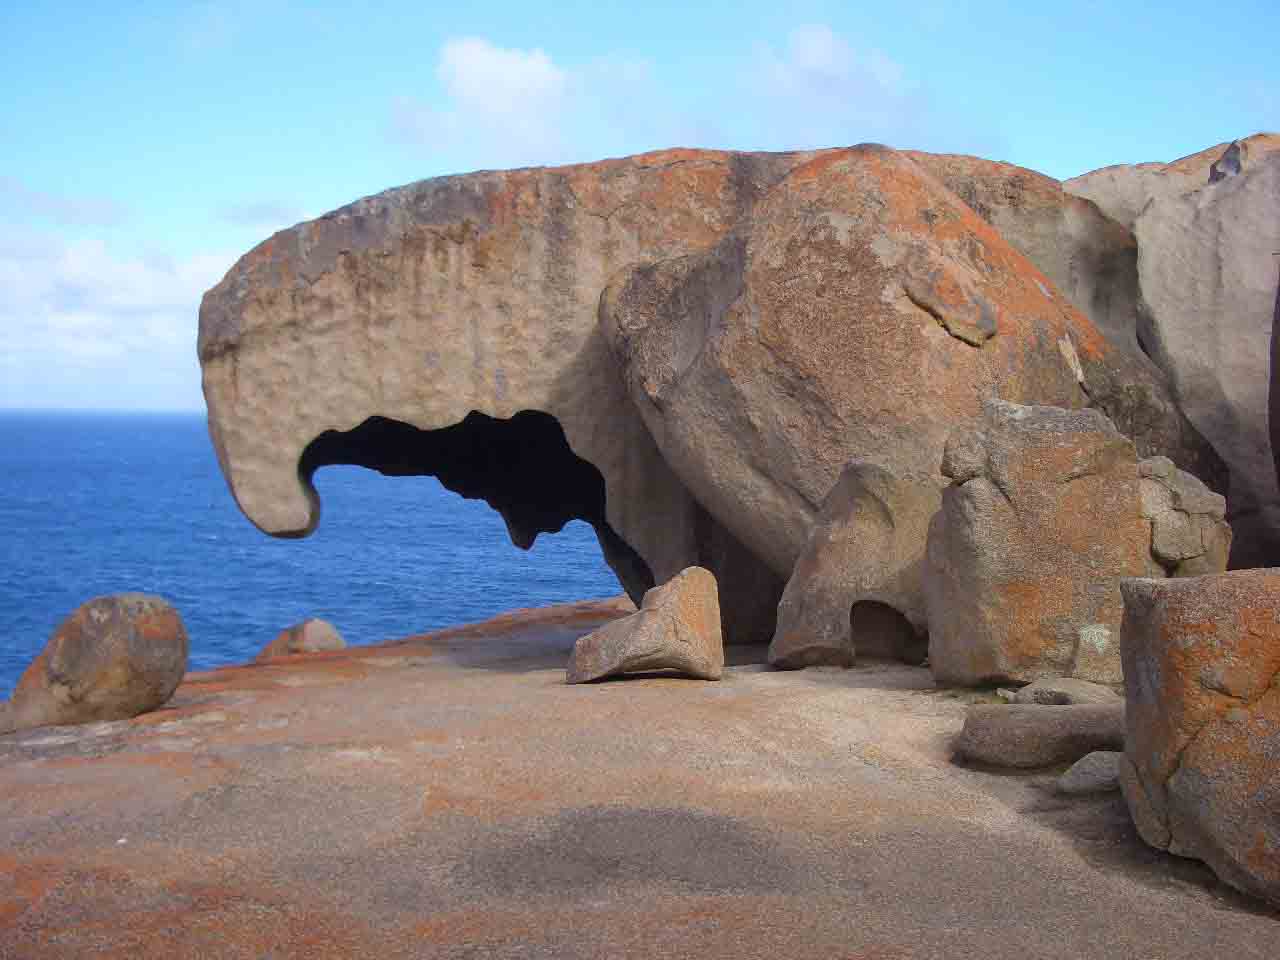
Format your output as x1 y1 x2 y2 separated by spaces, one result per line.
926 400 1147 687
952 703 1126 769
602 146 1212 581
768 461 940 669
0 594 188 734
201 145 1219 641
1139 456 1231 577
1119 571 1280 908
566 566 723 683
1012 677 1121 706
1069 136 1280 565
256 618 346 661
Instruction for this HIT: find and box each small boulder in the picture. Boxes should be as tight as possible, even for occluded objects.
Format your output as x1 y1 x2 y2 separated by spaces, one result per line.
1013 677 1121 706
256 618 346 661
926 400 1148 687
567 567 723 683
953 703 1126 769
1138 456 1231 577
1055 751 1122 795
1119 571 1280 908
769 462 941 669
0 594 188 734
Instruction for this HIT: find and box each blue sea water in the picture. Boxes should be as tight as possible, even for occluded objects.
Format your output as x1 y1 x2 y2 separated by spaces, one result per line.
0 411 621 698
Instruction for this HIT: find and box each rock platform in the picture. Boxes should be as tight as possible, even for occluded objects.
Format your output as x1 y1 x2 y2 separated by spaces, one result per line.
2 598 1274 958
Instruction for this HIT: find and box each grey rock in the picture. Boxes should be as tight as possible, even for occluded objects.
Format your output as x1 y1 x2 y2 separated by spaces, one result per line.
566 567 723 683
926 400 1147 687
768 462 941 669
953 703 1126 769
1055 751 1122 795
256 618 346 661
1138 456 1231 577
1013 678 1121 706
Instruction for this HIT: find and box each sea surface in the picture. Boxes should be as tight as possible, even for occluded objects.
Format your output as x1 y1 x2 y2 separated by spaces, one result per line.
0 411 621 697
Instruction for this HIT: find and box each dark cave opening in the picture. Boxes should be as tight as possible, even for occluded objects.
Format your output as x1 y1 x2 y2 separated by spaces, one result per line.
850 600 927 665
298 410 655 603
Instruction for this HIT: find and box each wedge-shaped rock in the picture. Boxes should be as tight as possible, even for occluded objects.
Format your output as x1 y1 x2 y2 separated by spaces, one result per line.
1 594 188 734
256 618 346 661
1055 751 1122 795
926 400 1148 686
567 567 723 683
1119 572 1280 908
953 703 1126 769
769 461 940 668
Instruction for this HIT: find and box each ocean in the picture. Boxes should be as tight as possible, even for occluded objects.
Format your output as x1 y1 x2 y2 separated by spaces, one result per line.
0 411 622 698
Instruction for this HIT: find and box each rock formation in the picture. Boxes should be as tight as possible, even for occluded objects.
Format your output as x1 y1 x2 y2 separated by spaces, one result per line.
256 618 346 661
1138 456 1231 577
952 703 1126 769
200 144 1217 648
926 401 1148 687
1119 571 1280 907
1012 678 1121 706
1068 137 1280 566
768 461 939 668
0 594 188 734
1055 751 1122 795
566 566 723 683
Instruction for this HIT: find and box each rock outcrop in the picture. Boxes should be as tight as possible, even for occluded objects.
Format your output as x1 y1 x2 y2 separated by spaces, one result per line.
256 618 346 661
1068 136 1280 566
1055 751 1122 795
602 146 1213 582
1012 678 1121 706
768 461 939 668
1119 571 1280 908
566 566 723 683
200 145 1218 648
953 703 1126 769
1139 456 1231 577
0 594 188 734
926 401 1147 687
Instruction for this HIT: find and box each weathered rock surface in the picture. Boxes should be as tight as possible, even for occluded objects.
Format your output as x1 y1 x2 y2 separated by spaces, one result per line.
602 146 1214 583
908 151 1148 374
1064 133 1280 231
953 703 1126 769
1056 751 1122 795
768 461 940 668
5 598 1274 957
926 400 1148 687
1119 571 1280 908
199 145 1219 650
1069 136 1280 566
1139 456 1231 576
256 618 346 661
0 594 188 734
1013 677 1121 706
566 566 723 682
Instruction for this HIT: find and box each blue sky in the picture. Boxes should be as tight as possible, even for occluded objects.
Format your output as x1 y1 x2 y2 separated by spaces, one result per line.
3 1 1276 411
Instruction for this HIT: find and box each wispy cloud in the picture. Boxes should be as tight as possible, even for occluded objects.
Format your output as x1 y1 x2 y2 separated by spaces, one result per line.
0 177 127 227
0 228 233 409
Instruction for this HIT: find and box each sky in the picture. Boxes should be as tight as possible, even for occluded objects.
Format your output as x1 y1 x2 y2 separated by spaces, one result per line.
2 1 1277 411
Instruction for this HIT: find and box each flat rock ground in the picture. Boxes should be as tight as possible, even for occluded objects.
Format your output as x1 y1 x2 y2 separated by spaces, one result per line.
2 599 1275 959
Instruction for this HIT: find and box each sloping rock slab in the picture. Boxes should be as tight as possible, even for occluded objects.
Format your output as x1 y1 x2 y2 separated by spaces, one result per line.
953 703 1126 769
1013 678 1121 706
567 567 723 683
1120 571 1280 908
1056 751 1122 795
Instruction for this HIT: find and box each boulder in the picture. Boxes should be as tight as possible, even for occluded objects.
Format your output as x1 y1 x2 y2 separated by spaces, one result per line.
768 461 940 668
566 566 723 683
1055 751 1122 795
0 594 188 734
952 703 1126 769
1069 137 1280 565
1138 456 1231 577
256 618 346 661
602 145 1213 584
926 400 1148 687
1012 678 1121 706
1119 571 1280 908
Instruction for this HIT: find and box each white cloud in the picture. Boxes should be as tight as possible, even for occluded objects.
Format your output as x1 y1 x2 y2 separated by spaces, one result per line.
0 230 234 410
0 177 127 227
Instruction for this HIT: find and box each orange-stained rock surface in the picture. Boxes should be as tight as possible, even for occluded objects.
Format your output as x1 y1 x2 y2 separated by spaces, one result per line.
3 598 1275 958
